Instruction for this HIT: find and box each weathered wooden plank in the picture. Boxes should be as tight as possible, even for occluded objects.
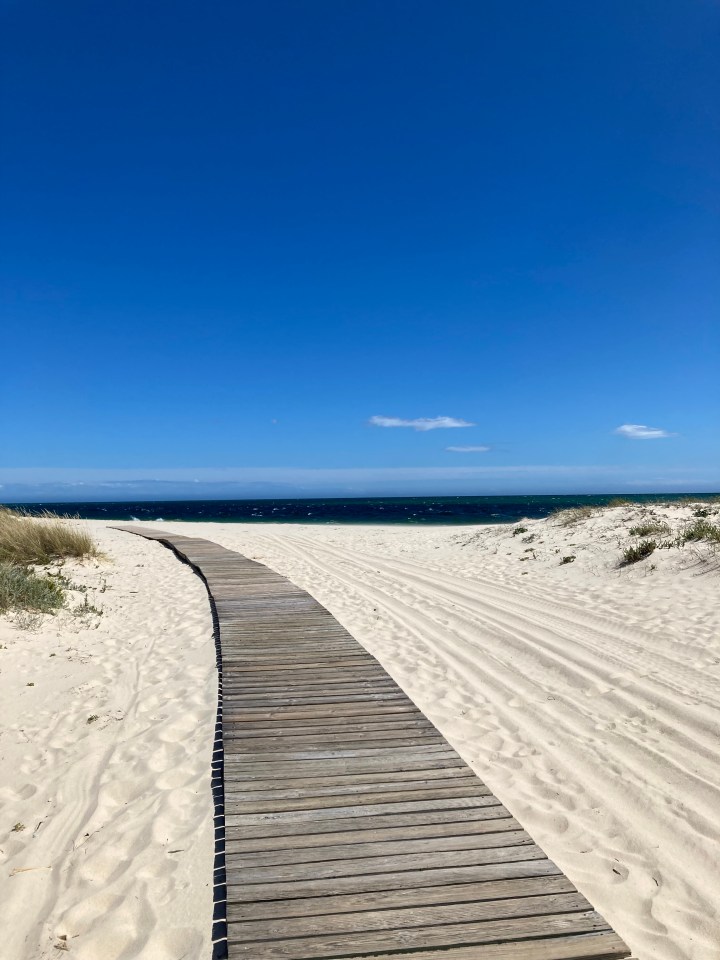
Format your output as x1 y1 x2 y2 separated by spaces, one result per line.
224 645 362 652
225 730 441 747
225 780 491 812
227 848 552 898
224 766 478 792
226 803 506 839
222 625 356 633
224 725 438 743
223 664 380 677
223 712 431 731
330 933 631 960
221 627 355 637
227 823 523 863
232 891 591 941
225 683 388 699
223 688 405 710
222 652 366 661
222 756 466 778
227 870 570 919
226 785 494 815
227 851 554 900
226 811 514 850
223 675 398 690
223 656 372 664
223 703 422 720
224 712 436 729
227 764 478 788
227 911 612 957
225 680 398 692
224 689 401 702
225 837 537 881
228 737 455 755
225 796 502 826
226 745 456 762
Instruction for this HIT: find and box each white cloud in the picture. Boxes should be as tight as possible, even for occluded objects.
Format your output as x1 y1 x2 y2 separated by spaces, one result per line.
446 446 490 453
615 423 675 440
369 415 475 431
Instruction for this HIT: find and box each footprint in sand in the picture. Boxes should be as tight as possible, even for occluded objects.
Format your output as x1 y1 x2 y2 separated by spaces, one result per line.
157 715 201 744
98 775 154 808
156 765 201 790
58 892 125 935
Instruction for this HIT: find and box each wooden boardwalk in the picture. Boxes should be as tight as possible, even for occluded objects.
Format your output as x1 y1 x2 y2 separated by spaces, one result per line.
115 526 630 960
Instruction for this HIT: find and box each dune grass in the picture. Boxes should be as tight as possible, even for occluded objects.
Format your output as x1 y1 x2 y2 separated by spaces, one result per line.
0 563 66 614
678 519 720 545
0 508 98 619
629 521 670 537
0 507 97 565
553 506 595 527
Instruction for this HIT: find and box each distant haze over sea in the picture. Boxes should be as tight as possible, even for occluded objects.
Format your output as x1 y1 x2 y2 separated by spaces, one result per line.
6 494 717 526
2 467 718 505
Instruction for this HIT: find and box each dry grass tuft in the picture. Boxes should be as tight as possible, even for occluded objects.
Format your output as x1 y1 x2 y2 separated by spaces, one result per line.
0 508 97 565
0 508 97 618
553 506 595 527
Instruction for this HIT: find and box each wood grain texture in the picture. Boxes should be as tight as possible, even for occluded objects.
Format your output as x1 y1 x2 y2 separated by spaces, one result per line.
113 525 630 960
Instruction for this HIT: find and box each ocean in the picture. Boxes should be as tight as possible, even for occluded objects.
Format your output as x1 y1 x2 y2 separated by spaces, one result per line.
5 493 711 525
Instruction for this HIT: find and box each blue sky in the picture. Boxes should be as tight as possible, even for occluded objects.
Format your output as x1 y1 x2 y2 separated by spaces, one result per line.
1 0 718 500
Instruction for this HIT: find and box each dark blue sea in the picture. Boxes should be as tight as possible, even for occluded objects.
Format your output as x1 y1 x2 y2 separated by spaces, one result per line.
6 493 711 525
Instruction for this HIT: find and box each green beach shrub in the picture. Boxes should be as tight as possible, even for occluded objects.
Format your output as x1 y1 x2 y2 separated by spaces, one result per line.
619 540 656 567
678 519 720 545
629 522 670 537
0 563 66 614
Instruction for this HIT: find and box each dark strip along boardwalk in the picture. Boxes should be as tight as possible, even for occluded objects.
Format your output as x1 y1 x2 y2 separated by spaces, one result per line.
115 526 630 960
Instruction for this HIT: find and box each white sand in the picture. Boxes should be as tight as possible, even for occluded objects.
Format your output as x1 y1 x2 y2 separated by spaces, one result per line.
0 526 216 960
2 504 719 959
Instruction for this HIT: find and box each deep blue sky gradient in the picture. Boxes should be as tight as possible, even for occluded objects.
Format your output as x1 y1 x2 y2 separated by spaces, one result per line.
1 1 718 498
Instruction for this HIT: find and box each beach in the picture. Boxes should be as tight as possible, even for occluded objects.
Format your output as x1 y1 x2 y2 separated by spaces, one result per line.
2 503 719 959
0 527 216 959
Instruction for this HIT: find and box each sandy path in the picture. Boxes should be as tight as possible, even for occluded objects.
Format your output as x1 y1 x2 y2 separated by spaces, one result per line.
0 527 216 960
142 516 720 960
